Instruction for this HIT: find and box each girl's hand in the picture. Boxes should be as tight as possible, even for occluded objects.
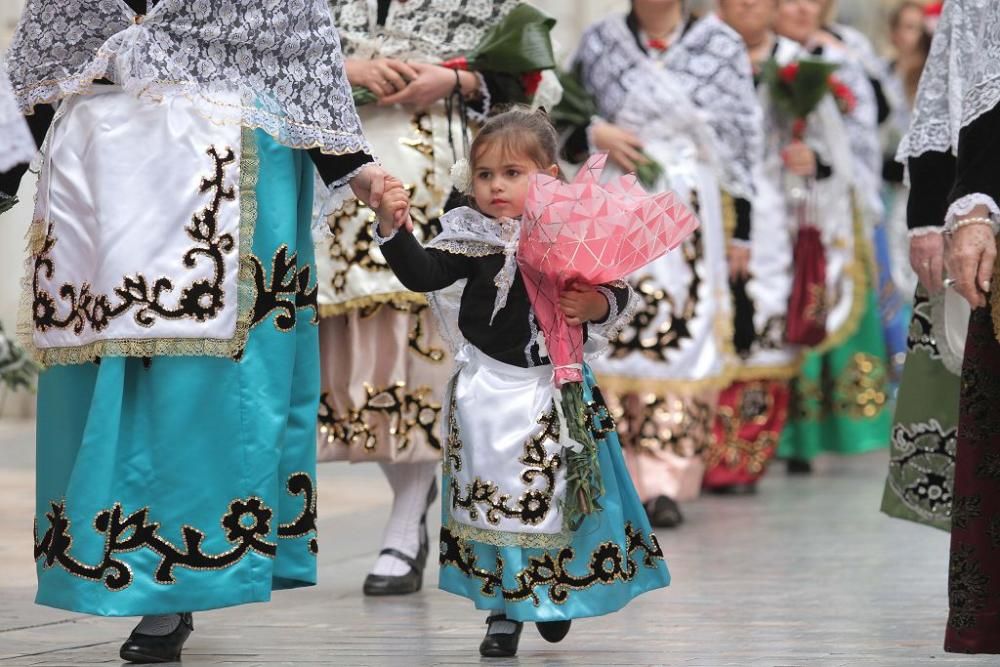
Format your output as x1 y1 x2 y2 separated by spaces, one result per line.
345 58 418 99
590 121 648 173
910 231 945 294
351 165 413 231
559 284 610 326
946 215 996 309
378 63 477 110
375 185 412 238
782 141 817 178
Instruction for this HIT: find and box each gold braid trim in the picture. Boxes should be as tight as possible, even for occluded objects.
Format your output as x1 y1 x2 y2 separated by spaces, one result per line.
318 291 427 318
732 359 803 382
445 518 574 550
720 190 737 242
595 370 733 397
811 194 870 355
19 127 261 366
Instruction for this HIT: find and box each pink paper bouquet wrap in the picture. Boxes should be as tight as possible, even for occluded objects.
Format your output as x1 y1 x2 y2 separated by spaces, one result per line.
517 153 700 385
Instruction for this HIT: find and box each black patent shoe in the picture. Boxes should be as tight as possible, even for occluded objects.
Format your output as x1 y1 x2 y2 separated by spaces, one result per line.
480 615 523 658
644 495 684 528
363 478 437 597
786 458 813 475
536 619 571 643
706 482 758 496
120 613 193 664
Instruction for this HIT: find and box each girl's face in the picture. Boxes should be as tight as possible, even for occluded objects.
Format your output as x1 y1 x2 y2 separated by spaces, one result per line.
471 143 558 220
632 0 681 16
775 0 823 44
891 5 925 56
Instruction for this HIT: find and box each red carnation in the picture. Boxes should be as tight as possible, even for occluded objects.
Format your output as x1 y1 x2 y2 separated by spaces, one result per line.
779 63 800 85
792 118 808 141
521 70 543 97
441 56 470 71
828 75 856 114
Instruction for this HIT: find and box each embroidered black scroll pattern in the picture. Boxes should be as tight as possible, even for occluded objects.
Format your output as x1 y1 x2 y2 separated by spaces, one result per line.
278 472 319 555
246 245 318 334
32 146 238 335
33 473 317 591
450 406 562 526
440 522 664 605
907 290 940 358
317 382 443 453
608 228 703 362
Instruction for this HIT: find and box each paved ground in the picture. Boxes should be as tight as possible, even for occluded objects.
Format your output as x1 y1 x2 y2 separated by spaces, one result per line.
0 419 993 666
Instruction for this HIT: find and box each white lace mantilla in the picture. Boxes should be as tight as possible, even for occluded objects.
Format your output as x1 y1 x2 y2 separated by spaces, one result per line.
573 13 761 200
331 0 521 62
7 0 369 158
0 64 35 173
898 0 1000 161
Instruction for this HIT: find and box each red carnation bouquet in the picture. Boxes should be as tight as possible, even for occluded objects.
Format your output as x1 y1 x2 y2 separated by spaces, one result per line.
762 57 855 347
353 4 556 106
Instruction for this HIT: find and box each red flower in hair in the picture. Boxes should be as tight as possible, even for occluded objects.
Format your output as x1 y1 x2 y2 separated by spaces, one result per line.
521 70 543 97
779 63 800 85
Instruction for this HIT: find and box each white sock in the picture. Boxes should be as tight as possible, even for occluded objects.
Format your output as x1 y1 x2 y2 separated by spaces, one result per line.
370 461 438 577
133 614 183 637
486 614 521 635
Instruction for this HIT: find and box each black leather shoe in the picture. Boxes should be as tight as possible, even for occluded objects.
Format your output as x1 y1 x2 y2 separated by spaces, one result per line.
363 478 437 597
706 482 758 496
479 615 523 658
120 613 193 664
536 619 571 643
786 458 813 475
644 495 684 528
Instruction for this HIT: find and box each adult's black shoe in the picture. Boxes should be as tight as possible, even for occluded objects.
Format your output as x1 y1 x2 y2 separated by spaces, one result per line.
119 613 193 664
363 478 437 596
479 614 523 658
536 620 572 643
786 458 813 475
644 495 684 528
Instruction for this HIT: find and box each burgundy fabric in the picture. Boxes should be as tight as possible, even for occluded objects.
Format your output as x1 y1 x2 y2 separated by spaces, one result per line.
786 225 827 346
945 307 1000 654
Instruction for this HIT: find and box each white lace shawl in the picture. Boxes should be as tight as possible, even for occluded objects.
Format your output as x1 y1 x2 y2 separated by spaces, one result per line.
896 0 1000 226
898 0 1000 161
7 0 370 170
572 13 761 201
423 207 637 361
0 63 35 174
331 0 521 62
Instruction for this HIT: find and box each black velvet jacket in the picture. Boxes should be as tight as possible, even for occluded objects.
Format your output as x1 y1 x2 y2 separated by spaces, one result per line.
379 229 631 368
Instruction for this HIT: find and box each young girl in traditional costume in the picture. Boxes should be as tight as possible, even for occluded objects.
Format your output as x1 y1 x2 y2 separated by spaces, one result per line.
372 108 670 658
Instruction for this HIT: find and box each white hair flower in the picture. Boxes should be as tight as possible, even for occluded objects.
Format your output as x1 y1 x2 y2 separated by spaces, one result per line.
450 158 472 194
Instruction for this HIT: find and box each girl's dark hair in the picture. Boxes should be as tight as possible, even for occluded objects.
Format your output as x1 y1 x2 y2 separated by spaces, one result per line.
469 105 559 171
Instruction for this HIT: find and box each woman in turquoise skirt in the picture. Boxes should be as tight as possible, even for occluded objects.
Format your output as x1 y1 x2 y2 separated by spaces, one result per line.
3 0 408 662
375 108 670 657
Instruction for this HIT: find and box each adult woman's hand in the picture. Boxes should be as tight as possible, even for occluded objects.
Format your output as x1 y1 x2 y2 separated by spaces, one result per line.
946 217 996 309
727 243 751 280
909 231 945 294
345 58 418 99
590 121 647 173
350 164 413 231
377 62 479 110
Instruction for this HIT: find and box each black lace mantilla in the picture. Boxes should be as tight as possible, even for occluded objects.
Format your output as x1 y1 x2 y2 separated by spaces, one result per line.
440 522 664 605
34 472 317 591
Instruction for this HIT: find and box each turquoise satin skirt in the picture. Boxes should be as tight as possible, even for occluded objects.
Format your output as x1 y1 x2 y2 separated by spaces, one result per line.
33 130 320 616
438 365 670 622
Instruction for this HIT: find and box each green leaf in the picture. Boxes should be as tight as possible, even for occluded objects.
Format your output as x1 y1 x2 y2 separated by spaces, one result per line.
636 154 664 189
352 85 378 107
550 67 598 129
465 4 557 73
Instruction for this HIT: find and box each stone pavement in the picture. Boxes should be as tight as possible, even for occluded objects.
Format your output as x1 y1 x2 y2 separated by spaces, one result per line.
0 419 994 666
